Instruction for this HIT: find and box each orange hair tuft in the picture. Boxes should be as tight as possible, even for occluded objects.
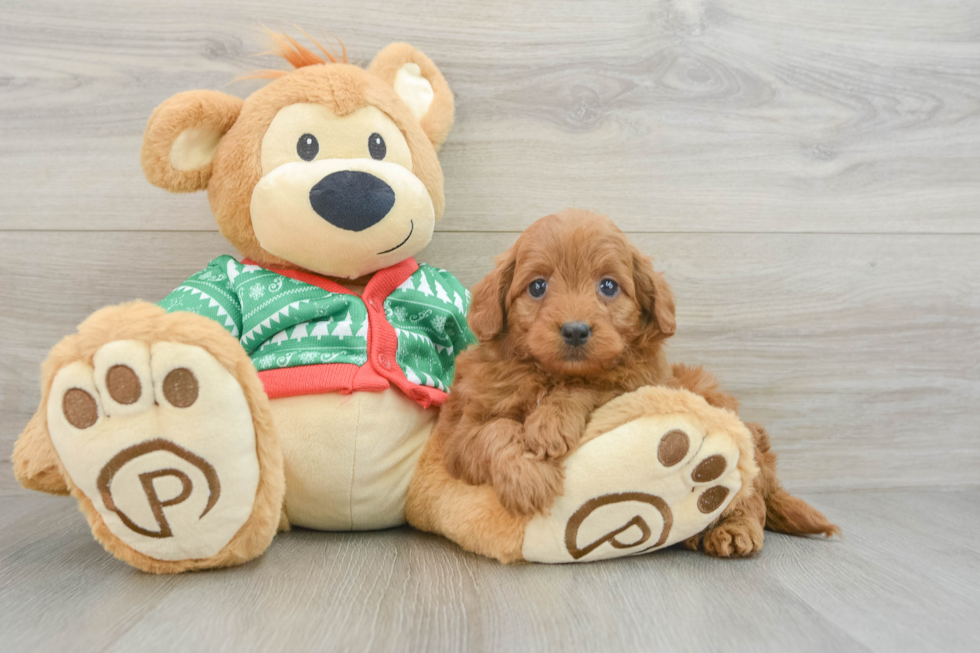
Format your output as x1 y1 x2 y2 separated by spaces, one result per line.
265 27 347 68
237 28 347 82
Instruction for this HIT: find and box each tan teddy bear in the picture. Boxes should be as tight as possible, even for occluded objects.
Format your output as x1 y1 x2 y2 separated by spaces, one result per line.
13 36 478 572
12 34 780 572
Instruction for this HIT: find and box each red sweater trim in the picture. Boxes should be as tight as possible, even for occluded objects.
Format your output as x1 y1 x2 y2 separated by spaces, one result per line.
258 363 389 399
243 258 449 408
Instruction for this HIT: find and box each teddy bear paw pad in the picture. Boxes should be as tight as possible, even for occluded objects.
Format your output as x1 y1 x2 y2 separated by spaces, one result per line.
47 340 260 562
522 414 742 563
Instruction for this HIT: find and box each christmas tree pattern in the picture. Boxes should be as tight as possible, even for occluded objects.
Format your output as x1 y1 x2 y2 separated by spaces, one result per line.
160 256 368 371
160 257 473 382
386 264 477 390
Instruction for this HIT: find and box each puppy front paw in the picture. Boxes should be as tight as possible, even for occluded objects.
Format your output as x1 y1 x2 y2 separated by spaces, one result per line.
522 413 576 461
491 449 564 517
700 517 765 558
443 418 523 486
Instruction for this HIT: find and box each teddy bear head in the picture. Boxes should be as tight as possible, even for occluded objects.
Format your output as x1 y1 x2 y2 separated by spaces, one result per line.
141 35 454 280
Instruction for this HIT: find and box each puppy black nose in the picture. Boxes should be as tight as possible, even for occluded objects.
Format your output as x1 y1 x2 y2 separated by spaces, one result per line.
309 171 395 232
561 322 591 347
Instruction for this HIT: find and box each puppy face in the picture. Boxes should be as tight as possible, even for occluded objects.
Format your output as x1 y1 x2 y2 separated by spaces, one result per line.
470 209 676 376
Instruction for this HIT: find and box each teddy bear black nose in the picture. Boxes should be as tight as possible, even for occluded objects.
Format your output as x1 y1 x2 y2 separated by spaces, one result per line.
561 322 591 347
309 171 396 232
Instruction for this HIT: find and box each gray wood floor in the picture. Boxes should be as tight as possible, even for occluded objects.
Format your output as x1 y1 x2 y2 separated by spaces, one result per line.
1 0 978 651
1 488 978 653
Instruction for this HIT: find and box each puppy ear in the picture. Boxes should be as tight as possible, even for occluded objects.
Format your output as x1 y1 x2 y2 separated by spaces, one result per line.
369 43 455 150
141 90 243 193
468 245 517 342
632 248 676 337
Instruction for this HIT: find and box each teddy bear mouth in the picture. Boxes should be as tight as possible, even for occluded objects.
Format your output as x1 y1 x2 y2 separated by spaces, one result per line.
377 220 414 255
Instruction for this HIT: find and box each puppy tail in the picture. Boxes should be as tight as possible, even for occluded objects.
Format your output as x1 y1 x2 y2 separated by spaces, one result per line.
765 488 840 538
670 367 840 538
749 422 841 538
669 363 740 413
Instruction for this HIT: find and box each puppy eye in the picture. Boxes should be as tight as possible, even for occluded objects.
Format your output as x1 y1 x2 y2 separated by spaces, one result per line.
368 133 386 160
528 278 548 299
598 278 619 298
297 133 319 161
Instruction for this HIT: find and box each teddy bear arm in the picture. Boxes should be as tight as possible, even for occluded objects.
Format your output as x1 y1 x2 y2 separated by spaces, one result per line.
157 256 246 344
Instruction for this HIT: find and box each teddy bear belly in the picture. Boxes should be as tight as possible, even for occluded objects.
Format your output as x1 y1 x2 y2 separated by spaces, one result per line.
270 387 437 531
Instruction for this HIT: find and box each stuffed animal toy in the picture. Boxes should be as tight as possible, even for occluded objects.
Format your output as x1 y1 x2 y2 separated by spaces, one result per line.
13 35 475 573
12 33 760 572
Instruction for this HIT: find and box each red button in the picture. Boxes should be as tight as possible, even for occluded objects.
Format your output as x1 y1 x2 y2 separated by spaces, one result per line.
378 354 390 369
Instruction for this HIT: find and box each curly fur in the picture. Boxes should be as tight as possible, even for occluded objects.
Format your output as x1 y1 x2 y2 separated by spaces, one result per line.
437 208 838 556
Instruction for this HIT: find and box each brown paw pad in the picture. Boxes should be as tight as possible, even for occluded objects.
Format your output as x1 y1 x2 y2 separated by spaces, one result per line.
697 485 729 513
163 368 198 408
692 454 727 483
63 388 99 429
657 429 690 467
106 365 141 405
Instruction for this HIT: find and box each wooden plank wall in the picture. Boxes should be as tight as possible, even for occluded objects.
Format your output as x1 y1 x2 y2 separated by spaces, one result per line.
1 0 978 493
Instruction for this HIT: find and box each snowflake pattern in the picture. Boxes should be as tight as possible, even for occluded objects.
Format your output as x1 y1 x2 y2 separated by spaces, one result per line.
248 285 265 301
314 299 334 317
257 354 276 368
299 351 319 365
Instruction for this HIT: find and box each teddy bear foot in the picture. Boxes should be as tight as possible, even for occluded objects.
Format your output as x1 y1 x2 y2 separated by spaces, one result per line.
521 387 757 563
17 303 286 573
48 339 276 572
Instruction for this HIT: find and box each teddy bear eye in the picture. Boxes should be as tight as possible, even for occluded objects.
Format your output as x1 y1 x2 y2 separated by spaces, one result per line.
528 278 548 299
296 133 319 161
368 133 386 160
598 278 619 297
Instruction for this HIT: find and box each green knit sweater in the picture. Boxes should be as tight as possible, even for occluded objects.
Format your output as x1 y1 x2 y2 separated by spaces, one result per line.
159 256 476 406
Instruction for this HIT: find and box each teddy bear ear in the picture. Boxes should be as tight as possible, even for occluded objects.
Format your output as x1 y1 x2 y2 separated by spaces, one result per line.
141 90 243 193
369 43 455 150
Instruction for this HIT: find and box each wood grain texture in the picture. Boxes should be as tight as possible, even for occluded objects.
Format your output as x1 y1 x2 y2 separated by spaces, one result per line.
1 489 978 653
0 0 978 233
2 231 978 494
2 1 979 650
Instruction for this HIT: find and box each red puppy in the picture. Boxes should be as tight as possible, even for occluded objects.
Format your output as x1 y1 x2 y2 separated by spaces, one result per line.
439 208 838 557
